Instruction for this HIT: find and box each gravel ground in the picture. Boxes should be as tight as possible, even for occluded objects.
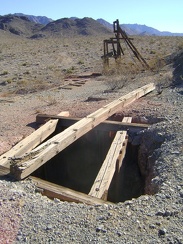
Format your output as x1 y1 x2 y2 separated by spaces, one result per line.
0 52 183 243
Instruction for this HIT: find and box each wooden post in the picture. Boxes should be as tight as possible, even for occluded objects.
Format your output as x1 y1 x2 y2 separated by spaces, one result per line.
10 83 155 180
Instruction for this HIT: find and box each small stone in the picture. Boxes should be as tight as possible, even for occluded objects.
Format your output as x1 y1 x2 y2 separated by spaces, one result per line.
149 224 156 229
171 151 180 155
46 224 53 230
16 235 22 241
98 216 105 221
96 226 102 232
179 190 183 198
164 210 171 217
54 198 60 203
117 231 122 237
156 210 164 216
96 225 106 233
127 211 132 216
158 228 167 236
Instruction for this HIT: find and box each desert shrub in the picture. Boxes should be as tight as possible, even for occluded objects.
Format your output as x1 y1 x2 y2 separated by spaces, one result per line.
0 70 8 75
105 75 128 91
148 56 166 72
21 62 29 66
178 42 183 51
150 50 156 55
65 66 75 74
78 60 84 65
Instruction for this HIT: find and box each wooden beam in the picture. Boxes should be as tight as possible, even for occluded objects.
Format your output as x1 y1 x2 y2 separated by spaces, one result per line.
10 83 155 180
36 115 149 133
89 131 127 200
0 165 10 177
89 117 131 200
115 117 132 172
0 111 69 168
29 176 113 205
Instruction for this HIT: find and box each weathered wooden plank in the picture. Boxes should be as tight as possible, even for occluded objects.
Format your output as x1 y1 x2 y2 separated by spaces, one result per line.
29 176 113 205
0 111 69 168
116 137 128 172
114 118 132 202
10 83 155 180
89 131 127 199
36 115 149 133
116 116 132 171
38 115 149 134
89 117 131 200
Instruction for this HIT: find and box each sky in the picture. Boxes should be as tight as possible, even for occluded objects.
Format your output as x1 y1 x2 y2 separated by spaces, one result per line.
0 0 183 33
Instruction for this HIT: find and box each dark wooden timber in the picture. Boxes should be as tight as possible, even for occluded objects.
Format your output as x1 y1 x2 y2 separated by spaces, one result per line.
30 176 113 205
102 19 149 69
36 114 149 133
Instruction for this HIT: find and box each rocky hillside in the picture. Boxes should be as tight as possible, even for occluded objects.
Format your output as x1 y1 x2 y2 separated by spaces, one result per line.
0 15 43 36
41 17 112 36
0 15 111 37
14 13 53 25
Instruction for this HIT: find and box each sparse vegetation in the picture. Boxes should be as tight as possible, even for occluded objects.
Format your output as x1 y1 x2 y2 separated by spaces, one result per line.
0 27 183 96
105 75 128 91
0 70 8 75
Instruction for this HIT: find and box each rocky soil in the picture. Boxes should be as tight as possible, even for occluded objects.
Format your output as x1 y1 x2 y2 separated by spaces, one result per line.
0 34 183 243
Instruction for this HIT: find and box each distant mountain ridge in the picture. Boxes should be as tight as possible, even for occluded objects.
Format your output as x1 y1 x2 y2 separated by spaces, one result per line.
41 17 112 36
0 14 183 37
97 19 183 36
14 13 53 25
0 15 43 36
121 23 183 36
0 15 111 37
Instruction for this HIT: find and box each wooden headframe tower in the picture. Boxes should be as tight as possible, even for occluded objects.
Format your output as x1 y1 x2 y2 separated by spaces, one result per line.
102 19 149 69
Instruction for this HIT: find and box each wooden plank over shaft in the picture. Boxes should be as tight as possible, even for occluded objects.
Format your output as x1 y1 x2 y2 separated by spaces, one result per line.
36 115 149 133
29 176 113 205
89 117 131 200
10 83 155 180
0 111 69 168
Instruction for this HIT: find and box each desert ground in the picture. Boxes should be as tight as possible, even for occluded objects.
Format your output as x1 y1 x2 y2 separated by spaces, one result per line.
0 31 183 243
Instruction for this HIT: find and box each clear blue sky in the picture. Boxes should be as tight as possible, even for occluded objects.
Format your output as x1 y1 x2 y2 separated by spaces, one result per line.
0 0 183 33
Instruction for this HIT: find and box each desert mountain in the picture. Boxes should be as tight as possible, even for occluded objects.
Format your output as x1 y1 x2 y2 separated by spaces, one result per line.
0 15 43 36
97 19 183 36
0 15 112 37
14 13 53 25
41 17 112 36
96 18 138 35
1 14 182 37
122 23 183 36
